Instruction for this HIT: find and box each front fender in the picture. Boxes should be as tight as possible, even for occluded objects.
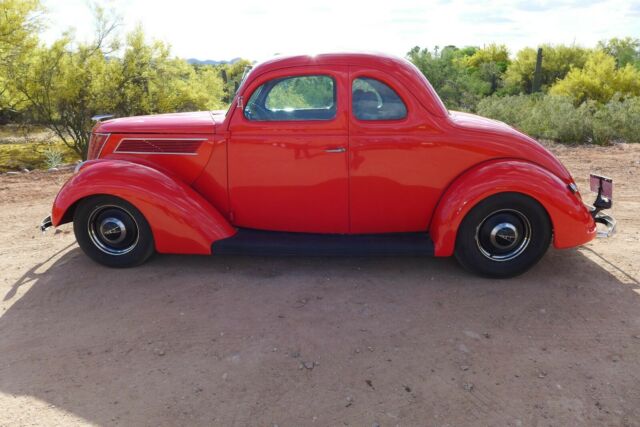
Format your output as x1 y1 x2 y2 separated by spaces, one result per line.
52 160 235 254
429 159 596 257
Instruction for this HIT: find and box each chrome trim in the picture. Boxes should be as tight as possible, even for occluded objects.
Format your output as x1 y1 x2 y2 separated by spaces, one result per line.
594 212 616 238
325 147 347 153
568 182 578 193
113 137 206 156
95 133 111 159
91 114 114 122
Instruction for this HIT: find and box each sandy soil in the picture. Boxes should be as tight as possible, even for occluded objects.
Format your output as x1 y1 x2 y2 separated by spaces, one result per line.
0 143 639 427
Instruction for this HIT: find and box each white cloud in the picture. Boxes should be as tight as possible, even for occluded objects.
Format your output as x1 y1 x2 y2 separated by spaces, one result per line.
41 0 640 61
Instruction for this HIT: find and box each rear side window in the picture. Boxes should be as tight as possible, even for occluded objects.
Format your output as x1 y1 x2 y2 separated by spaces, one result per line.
352 77 407 121
244 75 336 121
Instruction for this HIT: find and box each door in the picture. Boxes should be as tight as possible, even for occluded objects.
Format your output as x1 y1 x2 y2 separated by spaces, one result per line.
348 67 442 233
228 66 350 233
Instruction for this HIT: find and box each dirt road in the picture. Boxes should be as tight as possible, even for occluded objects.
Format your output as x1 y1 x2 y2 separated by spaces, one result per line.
1 143 639 426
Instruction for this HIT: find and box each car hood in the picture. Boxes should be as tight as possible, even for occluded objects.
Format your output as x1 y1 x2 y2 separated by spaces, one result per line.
95 111 216 134
447 111 573 182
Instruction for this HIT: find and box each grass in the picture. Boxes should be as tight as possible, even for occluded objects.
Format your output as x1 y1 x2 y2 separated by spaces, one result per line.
0 140 79 172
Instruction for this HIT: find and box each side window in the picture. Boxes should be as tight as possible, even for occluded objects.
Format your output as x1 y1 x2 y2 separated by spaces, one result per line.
244 75 336 121
352 77 407 121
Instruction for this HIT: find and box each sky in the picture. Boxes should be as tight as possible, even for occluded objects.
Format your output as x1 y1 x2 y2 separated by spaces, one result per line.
41 0 640 62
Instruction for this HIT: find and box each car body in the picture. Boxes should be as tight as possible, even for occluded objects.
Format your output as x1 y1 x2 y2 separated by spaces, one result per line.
43 52 615 277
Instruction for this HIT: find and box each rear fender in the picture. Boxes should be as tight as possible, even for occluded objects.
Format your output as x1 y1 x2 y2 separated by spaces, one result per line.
429 159 596 257
52 160 235 254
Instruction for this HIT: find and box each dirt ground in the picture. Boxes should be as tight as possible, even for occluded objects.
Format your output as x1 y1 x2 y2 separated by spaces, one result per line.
0 143 639 427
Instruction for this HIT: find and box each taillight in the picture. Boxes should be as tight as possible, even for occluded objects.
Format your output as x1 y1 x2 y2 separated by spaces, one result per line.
87 133 110 159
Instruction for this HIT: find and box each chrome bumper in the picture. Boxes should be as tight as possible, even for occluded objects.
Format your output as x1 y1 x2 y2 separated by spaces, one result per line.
40 215 53 233
594 212 616 238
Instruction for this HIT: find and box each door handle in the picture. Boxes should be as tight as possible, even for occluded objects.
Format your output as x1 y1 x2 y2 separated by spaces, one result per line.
325 147 346 153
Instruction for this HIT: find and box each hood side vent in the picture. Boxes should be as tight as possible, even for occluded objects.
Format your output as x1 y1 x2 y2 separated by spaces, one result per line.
114 138 205 155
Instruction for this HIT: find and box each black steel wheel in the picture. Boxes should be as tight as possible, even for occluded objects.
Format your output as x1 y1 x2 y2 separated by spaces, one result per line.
454 193 551 278
74 195 154 267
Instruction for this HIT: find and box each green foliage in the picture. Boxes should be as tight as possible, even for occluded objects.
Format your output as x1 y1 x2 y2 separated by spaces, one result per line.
215 59 253 104
6 19 227 158
503 44 591 93
477 94 640 144
0 139 78 172
597 37 640 69
592 96 640 143
0 0 41 119
407 45 490 110
550 50 640 104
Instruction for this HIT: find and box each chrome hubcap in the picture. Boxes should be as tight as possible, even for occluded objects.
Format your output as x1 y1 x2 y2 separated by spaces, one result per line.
475 209 531 262
99 217 127 244
88 205 139 256
490 223 519 250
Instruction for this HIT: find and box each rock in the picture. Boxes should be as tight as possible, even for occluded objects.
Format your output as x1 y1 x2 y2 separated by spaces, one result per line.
463 382 474 391
6 171 19 175
537 370 547 378
345 396 353 407
460 365 470 371
22 168 30 173
303 361 315 370
153 348 166 356
222 372 228 381
47 167 59 172
367 346 374 352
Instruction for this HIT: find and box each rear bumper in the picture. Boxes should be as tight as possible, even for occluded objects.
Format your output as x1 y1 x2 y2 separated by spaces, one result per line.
594 211 616 238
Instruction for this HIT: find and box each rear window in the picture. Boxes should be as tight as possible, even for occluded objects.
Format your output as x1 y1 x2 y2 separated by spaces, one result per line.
352 77 407 121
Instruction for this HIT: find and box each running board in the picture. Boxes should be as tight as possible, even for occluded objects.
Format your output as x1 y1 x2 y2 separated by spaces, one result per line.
212 229 434 257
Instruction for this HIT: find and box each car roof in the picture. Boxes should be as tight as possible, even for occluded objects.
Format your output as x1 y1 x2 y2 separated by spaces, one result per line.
251 52 414 74
243 52 449 118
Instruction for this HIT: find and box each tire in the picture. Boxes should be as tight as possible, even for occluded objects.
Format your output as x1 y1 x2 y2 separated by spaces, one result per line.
454 192 551 278
73 195 155 268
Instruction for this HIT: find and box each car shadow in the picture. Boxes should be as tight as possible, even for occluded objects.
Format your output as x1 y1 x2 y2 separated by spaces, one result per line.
0 247 639 426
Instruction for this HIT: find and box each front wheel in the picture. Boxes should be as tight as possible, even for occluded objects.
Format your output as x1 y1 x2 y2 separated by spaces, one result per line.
454 193 552 278
73 195 155 268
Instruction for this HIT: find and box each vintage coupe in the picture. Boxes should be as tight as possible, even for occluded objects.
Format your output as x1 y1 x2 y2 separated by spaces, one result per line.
41 53 615 277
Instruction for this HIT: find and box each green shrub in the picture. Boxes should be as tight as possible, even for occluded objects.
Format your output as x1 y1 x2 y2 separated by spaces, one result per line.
592 96 640 143
477 94 640 144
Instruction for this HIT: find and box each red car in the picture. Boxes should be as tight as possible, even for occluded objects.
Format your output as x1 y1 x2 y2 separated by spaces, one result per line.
41 53 615 277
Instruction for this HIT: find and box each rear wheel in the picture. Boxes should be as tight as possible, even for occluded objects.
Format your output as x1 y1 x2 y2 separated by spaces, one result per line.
73 195 155 267
454 193 551 278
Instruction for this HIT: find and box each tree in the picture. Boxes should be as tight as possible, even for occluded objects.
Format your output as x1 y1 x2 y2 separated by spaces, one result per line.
550 50 640 104
597 37 640 69
504 44 591 93
7 15 226 159
461 43 510 93
407 45 490 110
216 59 253 103
0 0 41 120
